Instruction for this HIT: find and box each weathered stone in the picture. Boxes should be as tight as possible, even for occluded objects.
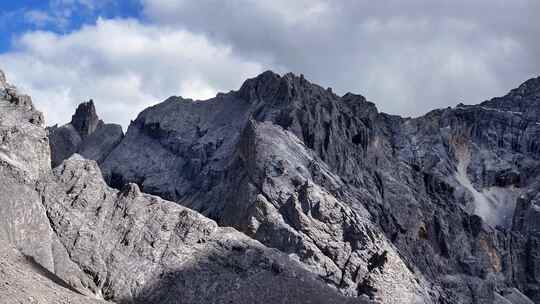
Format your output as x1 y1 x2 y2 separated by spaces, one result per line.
0 241 105 304
0 69 366 304
99 71 540 303
4 66 540 303
48 100 124 167
71 100 101 138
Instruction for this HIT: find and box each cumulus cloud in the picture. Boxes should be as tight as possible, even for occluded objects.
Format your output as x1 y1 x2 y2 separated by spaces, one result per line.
0 1 538 129
0 18 263 128
142 0 540 117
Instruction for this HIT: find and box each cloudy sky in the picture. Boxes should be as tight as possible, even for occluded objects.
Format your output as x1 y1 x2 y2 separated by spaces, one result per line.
0 0 539 129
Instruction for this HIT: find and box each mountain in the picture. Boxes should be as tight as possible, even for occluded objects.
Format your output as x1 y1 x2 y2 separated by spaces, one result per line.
79 71 540 303
48 100 124 167
3 66 540 303
0 70 365 304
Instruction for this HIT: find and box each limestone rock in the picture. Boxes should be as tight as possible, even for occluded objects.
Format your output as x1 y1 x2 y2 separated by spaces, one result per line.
40 155 364 303
0 69 365 304
0 241 105 304
100 71 540 303
48 100 124 167
71 100 101 138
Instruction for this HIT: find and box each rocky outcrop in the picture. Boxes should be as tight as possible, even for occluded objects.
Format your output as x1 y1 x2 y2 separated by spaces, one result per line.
48 100 124 167
101 74 434 302
100 71 540 303
40 155 362 303
0 72 101 300
4 65 540 303
0 241 105 304
0 69 363 303
70 99 101 138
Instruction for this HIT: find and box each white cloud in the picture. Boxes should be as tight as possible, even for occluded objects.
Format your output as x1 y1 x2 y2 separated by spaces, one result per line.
1 1 538 131
0 18 263 128
23 10 56 28
142 0 540 117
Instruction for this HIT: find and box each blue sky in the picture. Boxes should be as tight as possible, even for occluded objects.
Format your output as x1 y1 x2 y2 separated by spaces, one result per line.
0 1 538 129
0 0 142 52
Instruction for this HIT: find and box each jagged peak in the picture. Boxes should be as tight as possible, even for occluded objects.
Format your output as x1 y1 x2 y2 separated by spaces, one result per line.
341 92 367 103
0 70 6 87
0 69 44 126
236 70 333 104
510 75 540 97
236 70 283 102
70 99 102 138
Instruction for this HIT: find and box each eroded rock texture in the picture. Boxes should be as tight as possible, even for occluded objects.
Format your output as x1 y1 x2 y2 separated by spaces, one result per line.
3 66 540 303
99 71 540 303
0 70 364 304
48 100 124 167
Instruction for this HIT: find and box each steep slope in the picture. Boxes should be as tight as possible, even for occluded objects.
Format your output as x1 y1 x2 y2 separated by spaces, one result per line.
0 70 365 303
0 241 105 304
100 71 540 303
102 72 435 302
0 72 97 298
48 100 124 167
40 155 362 304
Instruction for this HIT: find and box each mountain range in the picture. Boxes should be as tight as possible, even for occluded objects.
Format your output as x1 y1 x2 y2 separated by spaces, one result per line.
1 68 540 303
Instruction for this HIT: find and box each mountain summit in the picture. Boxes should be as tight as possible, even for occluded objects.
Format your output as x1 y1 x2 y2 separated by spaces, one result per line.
48 99 124 167
2 69 540 303
97 71 540 303
70 99 101 138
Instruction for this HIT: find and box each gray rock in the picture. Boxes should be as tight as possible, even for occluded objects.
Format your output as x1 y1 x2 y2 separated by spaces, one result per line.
78 123 124 163
0 70 5 89
4 66 540 303
48 100 124 167
0 241 105 304
0 69 367 304
40 155 365 303
71 100 102 138
48 123 82 167
0 71 100 299
501 288 536 304
100 71 540 303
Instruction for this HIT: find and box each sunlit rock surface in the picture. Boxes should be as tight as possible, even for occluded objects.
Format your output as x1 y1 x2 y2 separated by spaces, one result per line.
48 99 124 167
100 71 540 303
0 70 365 304
3 66 540 303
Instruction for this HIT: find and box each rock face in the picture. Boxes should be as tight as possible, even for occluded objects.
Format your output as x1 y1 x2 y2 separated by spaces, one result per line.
4 66 540 303
70 99 101 137
0 70 365 304
40 155 362 304
100 71 540 303
0 241 106 304
48 100 124 167
0 73 100 301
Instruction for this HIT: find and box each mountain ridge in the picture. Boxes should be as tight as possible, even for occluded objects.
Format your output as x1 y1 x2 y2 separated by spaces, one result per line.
3 68 540 303
68 70 540 303
0 69 367 304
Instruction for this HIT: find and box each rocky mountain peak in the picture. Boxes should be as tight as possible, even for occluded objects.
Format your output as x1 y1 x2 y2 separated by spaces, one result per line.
5 66 540 303
236 70 318 103
70 99 102 138
0 70 43 126
0 69 6 88
236 70 285 101
49 100 123 167
511 75 540 97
